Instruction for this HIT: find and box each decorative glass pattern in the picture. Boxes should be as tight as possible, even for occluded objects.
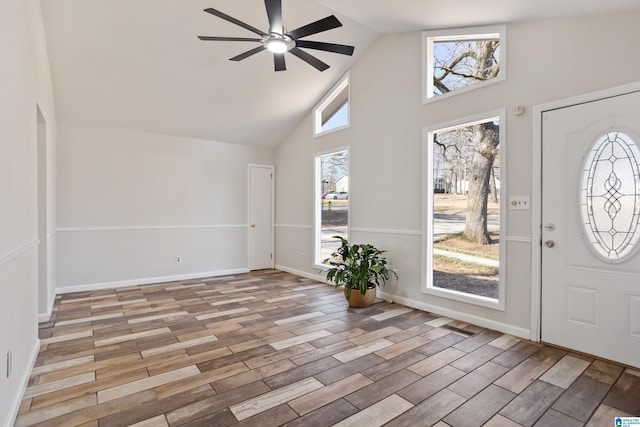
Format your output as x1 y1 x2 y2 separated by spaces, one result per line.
580 131 640 262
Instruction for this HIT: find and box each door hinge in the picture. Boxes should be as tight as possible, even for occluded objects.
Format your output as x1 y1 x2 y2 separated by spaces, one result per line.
271 253 273 259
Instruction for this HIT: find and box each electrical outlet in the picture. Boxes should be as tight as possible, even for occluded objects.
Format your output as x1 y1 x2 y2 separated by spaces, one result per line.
176 256 182 264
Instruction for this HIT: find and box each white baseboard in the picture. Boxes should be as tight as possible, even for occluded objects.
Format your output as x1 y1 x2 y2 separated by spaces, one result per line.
274 264 327 283
55 268 250 294
38 297 55 323
4 338 40 427
379 291 531 340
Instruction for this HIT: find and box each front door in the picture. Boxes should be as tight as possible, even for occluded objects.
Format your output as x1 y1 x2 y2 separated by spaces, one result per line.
541 92 640 367
541 90 640 367
249 165 274 270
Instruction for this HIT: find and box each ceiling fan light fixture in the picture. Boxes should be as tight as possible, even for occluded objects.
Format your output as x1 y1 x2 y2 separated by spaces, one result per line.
267 38 288 53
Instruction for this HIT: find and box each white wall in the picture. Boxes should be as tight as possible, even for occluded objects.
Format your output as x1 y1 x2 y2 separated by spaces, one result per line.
274 11 640 337
56 123 274 290
0 0 57 424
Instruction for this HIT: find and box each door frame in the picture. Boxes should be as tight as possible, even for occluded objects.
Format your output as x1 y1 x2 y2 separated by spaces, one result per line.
247 164 275 270
531 80 640 342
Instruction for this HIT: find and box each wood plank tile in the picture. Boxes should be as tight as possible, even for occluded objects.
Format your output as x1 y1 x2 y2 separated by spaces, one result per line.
333 338 394 363
23 372 96 399
314 353 385 385
447 361 509 399
582 360 624 385
408 347 467 376
269 330 332 350
449 344 504 372
233 404 299 427
333 394 413 427
361 350 427 382
345 369 421 410
289 373 373 415
370 307 414 321
386 389 467 427
602 370 640 415
499 380 564 426
375 335 431 360
273 311 325 325
282 399 358 427
230 377 323 421
30 368 151 410
551 376 613 422
155 362 248 399
538 354 591 389
16 270 639 427
585 404 632 427
94 327 171 347
443 384 516 427
398 365 466 404
127 414 170 427
14 394 97 427
141 334 218 357
533 409 584 427
263 356 342 389
348 326 401 345
494 358 552 394
97 385 215 427
98 365 200 403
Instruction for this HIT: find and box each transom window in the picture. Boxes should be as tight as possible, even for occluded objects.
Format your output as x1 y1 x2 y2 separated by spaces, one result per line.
422 25 506 104
314 73 350 136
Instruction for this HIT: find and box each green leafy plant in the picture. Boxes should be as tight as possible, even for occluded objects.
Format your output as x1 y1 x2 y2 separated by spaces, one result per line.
324 236 397 301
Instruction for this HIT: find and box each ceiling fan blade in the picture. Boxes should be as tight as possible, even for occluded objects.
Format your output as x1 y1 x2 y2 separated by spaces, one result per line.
289 47 330 71
274 53 286 71
198 36 262 42
265 0 283 34
229 46 266 61
287 15 342 40
295 40 354 56
203 8 267 36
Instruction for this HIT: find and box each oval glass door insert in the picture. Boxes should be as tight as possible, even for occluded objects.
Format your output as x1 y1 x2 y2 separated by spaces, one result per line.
580 132 640 262
580 131 640 262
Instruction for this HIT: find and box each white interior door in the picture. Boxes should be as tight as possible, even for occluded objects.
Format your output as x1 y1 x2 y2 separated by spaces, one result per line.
542 90 640 367
249 165 274 270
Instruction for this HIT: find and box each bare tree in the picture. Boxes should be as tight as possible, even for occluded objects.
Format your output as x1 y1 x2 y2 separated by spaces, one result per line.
433 40 500 244
464 122 499 244
321 151 349 190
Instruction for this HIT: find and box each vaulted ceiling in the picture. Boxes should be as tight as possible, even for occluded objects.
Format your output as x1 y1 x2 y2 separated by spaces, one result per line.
40 0 640 147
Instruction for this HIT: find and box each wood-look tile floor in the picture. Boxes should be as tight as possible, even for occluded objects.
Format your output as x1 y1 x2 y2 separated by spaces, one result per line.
15 270 640 426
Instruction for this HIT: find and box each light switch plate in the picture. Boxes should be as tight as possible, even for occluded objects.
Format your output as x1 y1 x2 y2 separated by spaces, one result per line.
509 196 530 210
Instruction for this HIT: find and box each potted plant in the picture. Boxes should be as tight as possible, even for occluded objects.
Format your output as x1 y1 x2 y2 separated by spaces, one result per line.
324 236 397 307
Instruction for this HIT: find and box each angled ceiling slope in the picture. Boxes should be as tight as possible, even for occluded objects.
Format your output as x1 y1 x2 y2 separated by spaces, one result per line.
41 0 377 147
41 0 640 147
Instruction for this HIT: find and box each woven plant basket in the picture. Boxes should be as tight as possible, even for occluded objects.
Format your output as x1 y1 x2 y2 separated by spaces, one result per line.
344 286 376 308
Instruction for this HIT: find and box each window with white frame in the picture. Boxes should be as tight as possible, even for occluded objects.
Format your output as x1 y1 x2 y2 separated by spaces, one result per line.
314 148 349 267
314 73 350 136
423 25 506 104
424 111 506 310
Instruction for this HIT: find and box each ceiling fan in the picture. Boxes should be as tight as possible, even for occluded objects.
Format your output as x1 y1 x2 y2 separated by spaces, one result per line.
198 0 355 72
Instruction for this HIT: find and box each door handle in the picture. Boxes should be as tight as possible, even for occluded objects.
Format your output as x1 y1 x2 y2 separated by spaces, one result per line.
544 240 555 248
251 224 256 228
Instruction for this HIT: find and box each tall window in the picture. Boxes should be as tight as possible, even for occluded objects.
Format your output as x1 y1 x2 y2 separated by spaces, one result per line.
423 25 506 104
314 73 350 136
315 149 349 266
424 112 505 309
